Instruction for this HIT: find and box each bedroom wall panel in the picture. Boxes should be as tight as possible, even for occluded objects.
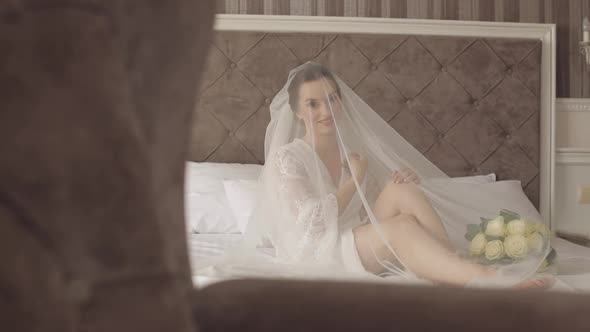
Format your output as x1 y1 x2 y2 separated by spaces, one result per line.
214 0 590 98
555 99 590 239
555 150 590 240
556 99 590 149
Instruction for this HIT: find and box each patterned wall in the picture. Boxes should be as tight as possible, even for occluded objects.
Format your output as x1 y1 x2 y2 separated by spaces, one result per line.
216 0 590 98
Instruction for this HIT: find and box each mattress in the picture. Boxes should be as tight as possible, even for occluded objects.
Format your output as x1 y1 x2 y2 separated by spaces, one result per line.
188 233 275 288
188 233 590 291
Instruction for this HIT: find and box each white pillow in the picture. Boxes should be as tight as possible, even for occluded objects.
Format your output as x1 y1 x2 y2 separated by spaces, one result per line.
183 162 494 234
452 173 496 184
184 162 262 233
185 192 241 233
185 161 261 193
218 174 495 234
223 179 259 233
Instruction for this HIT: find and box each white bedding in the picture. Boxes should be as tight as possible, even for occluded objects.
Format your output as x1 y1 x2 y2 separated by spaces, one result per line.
549 237 590 291
187 233 244 260
188 233 275 287
189 233 590 291
186 162 589 290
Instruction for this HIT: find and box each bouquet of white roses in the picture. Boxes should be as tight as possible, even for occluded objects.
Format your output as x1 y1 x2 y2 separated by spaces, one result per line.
464 209 557 272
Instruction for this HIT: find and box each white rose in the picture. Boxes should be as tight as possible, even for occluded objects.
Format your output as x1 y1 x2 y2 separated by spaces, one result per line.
527 232 545 254
507 219 526 235
484 240 505 260
524 219 536 236
469 233 487 256
534 223 550 238
504 235 529 259
485 216 506 237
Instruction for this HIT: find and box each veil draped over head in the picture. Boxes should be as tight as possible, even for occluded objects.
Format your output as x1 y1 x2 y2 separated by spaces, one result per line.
195 62 553 287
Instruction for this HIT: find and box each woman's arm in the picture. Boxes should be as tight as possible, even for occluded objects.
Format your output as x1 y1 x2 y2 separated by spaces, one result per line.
391 168 420 184
335 179 357 216
337 152 368 215
274 148 340 258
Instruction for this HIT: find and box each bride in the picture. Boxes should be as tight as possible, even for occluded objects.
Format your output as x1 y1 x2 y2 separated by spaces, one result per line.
228 62 553 289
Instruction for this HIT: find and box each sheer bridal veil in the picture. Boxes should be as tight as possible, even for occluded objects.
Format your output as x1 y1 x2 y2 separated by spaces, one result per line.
195 62 552 287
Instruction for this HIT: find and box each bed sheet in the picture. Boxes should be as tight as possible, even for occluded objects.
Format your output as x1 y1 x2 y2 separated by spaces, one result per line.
188 233 245 260
188 233 275 288
550 237 590 291
188 233 590 291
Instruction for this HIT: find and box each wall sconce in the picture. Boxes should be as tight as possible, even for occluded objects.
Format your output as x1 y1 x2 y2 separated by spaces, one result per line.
580 17 590 67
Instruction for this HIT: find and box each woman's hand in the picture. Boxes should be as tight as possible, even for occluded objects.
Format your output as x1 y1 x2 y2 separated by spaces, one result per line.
343 152 368 182
391 167 419 184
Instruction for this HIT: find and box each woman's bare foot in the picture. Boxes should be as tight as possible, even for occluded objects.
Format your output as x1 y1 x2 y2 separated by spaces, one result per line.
513 276 555 290
464 266 554 289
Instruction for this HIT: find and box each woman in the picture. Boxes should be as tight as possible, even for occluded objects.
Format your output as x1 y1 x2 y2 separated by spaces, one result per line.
258 62 551 288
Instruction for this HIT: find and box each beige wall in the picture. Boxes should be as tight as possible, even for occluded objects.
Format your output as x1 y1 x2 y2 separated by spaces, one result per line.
557 108 590 149
555 99 590 239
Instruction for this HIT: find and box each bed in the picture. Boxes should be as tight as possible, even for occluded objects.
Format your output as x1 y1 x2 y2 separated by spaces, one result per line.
185 161 590 291
187 15 590 291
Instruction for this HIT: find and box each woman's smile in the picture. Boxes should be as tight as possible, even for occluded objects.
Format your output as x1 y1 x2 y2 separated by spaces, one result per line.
318 117 334 126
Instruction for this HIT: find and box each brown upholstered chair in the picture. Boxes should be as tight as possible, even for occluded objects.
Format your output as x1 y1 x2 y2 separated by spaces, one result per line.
2 1 589 331
0 1 214 331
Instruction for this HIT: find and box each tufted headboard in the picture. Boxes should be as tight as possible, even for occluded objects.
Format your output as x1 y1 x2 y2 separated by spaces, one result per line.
191 31 541 207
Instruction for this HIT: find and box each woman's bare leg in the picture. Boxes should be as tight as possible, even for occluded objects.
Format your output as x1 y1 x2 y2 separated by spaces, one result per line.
353 215 553 288
372 182 452 249
353 214 492 285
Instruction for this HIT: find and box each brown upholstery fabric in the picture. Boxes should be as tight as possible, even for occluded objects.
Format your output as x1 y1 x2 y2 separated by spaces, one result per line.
193 280 590 332
0 1 214 331
193 33 541 207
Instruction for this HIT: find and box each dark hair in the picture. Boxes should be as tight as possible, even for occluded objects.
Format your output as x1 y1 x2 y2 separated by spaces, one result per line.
287 63 341 113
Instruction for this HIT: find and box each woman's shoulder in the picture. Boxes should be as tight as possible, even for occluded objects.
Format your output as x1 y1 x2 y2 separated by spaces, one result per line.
274 140 307 175
276 139 309 158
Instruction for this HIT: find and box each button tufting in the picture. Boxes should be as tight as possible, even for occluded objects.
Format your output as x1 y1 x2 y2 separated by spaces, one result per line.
230 63 237 69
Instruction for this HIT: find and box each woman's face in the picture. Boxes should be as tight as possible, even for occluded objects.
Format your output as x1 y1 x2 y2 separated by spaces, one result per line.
296 78 342 138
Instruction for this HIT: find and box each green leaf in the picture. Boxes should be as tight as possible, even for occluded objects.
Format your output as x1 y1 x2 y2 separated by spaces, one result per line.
477 257 497 265
546 247 557 264
479 217 491 231
465 224 481 241
500 209 520 223
477 255 511 265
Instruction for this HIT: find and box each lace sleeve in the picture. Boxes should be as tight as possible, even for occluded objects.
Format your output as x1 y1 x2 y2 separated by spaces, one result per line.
274 148 339 261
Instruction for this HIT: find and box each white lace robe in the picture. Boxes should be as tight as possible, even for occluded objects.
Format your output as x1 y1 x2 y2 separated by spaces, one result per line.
269 139 366 266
